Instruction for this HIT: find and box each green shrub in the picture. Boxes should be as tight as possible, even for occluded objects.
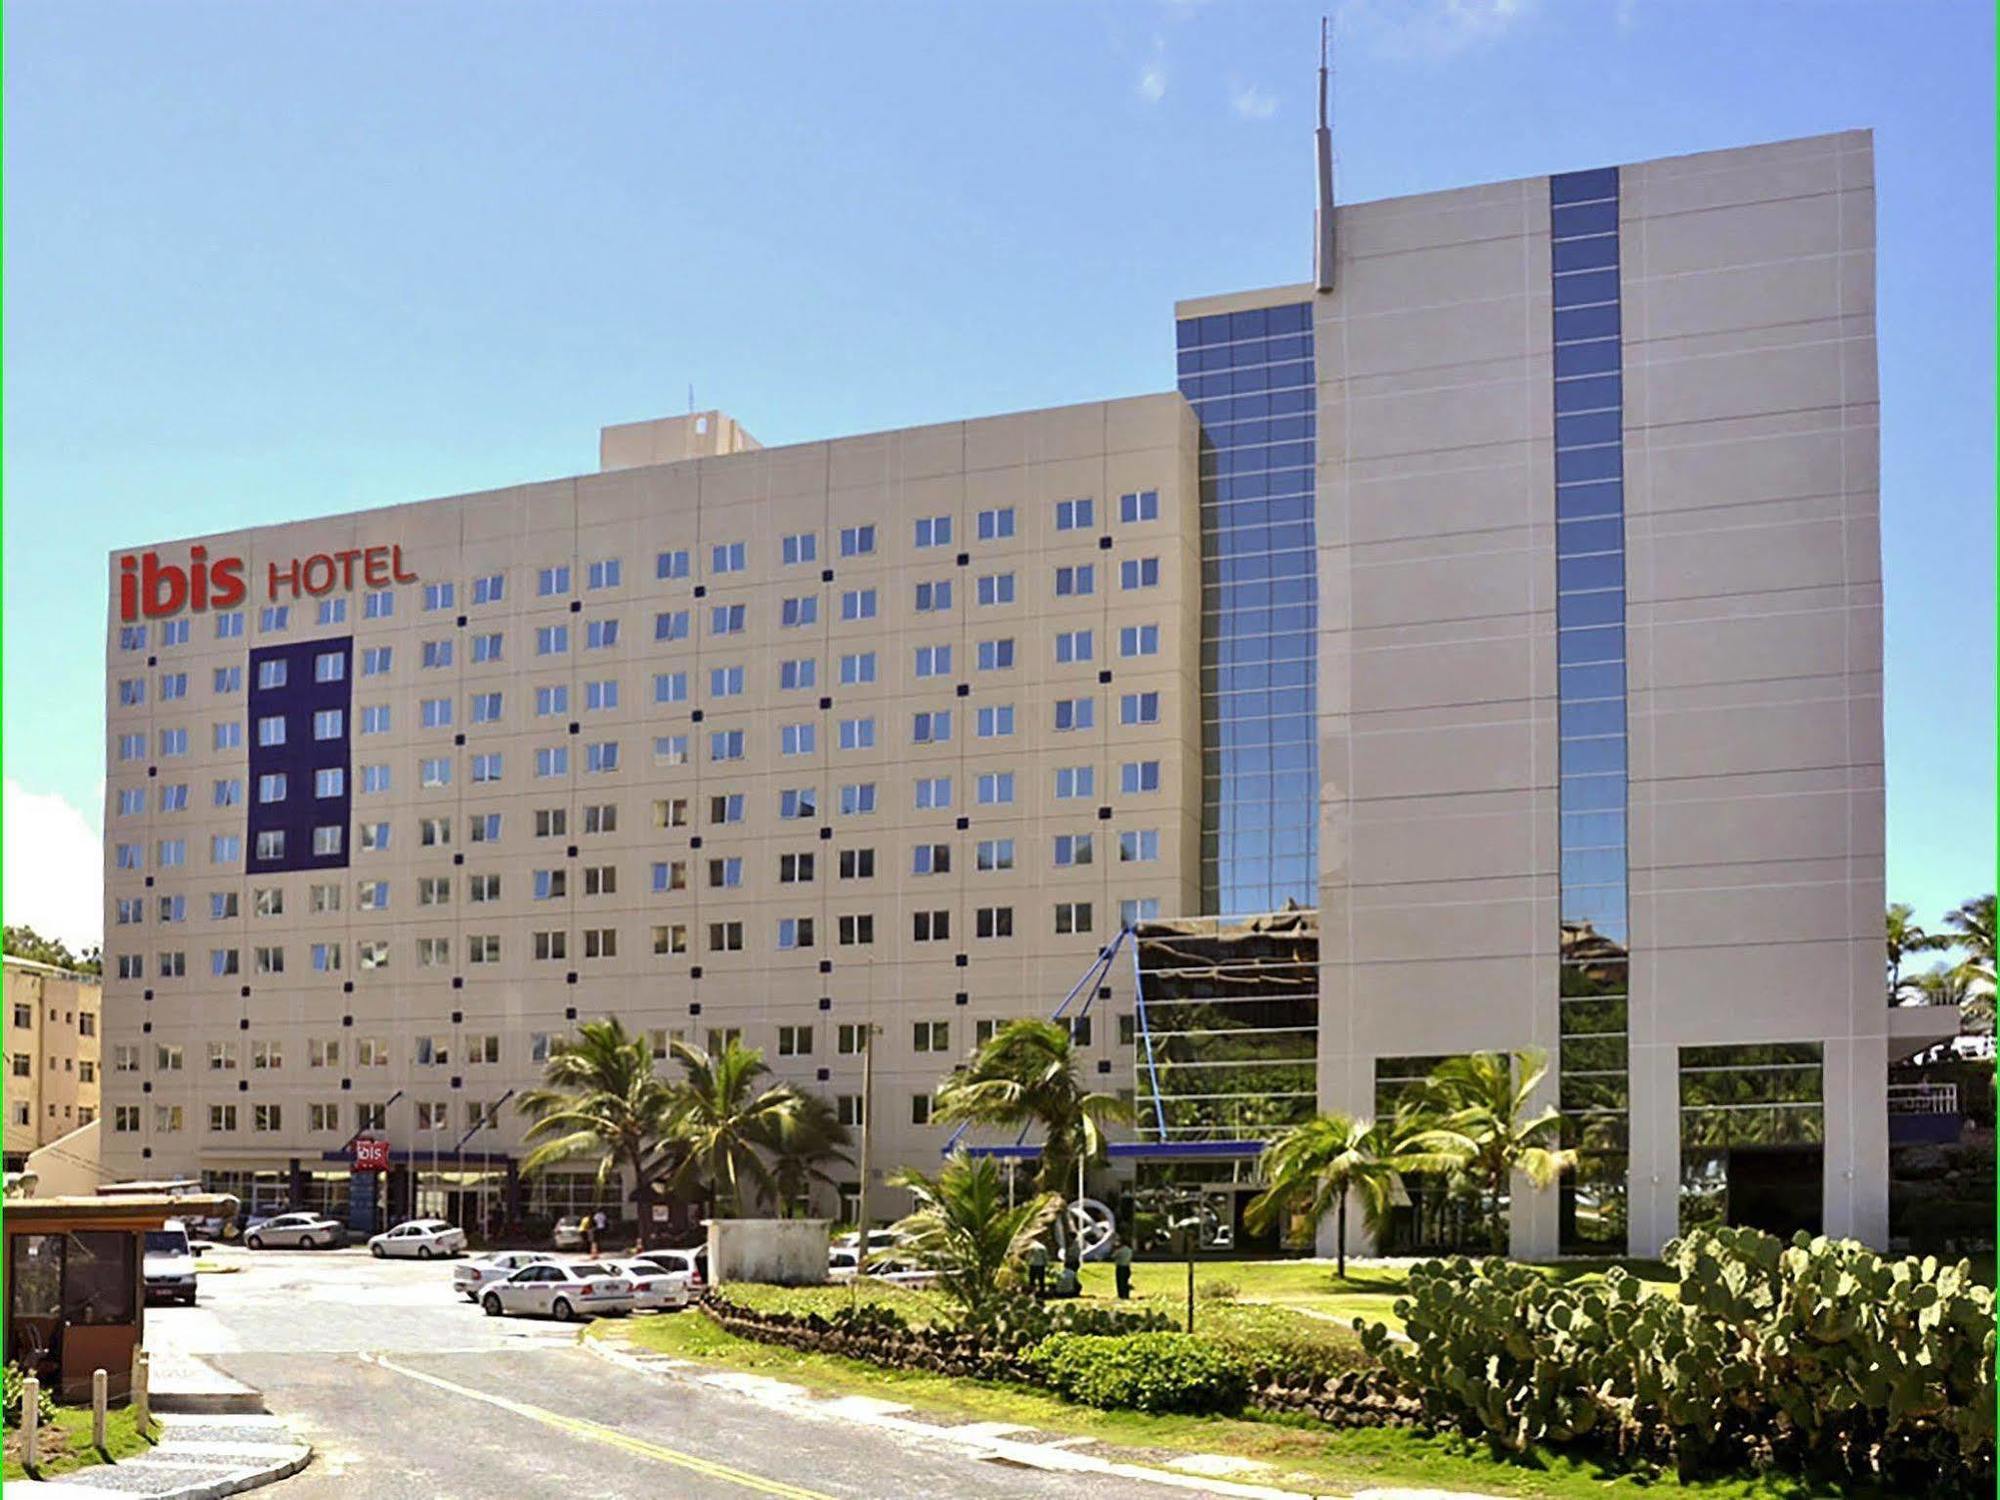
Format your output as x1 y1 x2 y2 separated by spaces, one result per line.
1198 1278 1241 1302
3 1363 56 1430
1027 1331 1250 1414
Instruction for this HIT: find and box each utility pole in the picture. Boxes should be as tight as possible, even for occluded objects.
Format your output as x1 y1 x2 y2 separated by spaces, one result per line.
855 1022 880 1278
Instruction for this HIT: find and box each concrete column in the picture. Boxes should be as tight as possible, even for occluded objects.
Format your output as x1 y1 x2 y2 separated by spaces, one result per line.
1627 1039 1680 1257
1509 1061 1561 1262
1823 1035 1888 1247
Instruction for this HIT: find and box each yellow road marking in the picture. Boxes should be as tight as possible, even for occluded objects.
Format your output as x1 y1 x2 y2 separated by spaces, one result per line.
362 1351 836 1499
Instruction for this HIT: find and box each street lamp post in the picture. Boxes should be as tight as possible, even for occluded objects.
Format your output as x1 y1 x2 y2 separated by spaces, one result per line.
855 1022 881 1281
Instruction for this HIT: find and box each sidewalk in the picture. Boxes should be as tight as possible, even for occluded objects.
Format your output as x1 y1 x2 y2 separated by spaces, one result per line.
7 1413 311 1500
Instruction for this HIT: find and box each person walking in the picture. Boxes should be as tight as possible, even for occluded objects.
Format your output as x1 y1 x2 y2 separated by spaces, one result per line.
1112 1235 1134 1300
1025 1238 1049 1300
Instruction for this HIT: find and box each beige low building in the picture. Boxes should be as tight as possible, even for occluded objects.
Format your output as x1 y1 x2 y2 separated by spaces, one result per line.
97 129 1921 1256
5 955 103 1172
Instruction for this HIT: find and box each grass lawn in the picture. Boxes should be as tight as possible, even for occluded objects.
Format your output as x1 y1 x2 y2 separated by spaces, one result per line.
603 1306 1840 1499
3 1406 157 1481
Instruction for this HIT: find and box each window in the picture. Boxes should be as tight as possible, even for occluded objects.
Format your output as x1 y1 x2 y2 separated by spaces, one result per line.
583 803 617 833
117 787 145 816
117 677 146 707
653 734 688 765
312 825 344 856
586 558 621 591
780 722 815 756
1055 497 1094 531
840 589 877 621
839 782 876 816
711 603 746 635
779 787 818 820
159 671 189 700
779 658 817 691
1120 691 1161 725
257 658 289 690
1055 765 1095 799
707 921 744 953
583 928 616 958
1054 697 1094 732
709 794 744 824
208 1040 239 1071
710 541 746 574
257 715 287 747
975 704 1015 739
313 708 344 740
1055 564 1094 597
309 1103 340 1132
913 515 951 549
585 741 620 773
709 665 745 698
706 858 743 891
912 842 950 875
536 746 569 777
215 610 244 638
1054 630 1092 663
585 619 619 650
309 882 341 912
655 609 690 642
1121 759 1162 794
840 652 876 684
119 624 147 651
838 848 875 879
913 1020 949 1053
837 1095 864 1127
1120 488 1160 523
363 589 394 619
316 649 347 682
469 874 502 902
656 549 690 580
420 816 452 846
837 913 874 945
976 838 1014 872
318 598 346 625
537 625 569 656
655 671 689 703
914 776 951 810
838 717 875 751
214 665 243 693
839 524 875 557
781 532 817 565
160 618 190 645
260 605 290 632
210 1104 239 1132
470 812 502 842
1054 834 1093 867
252 830 283 861
311 942 342 972
1054 901 1094 935
471 632 503 662
977 638 1015 671
976 772 1015 806
117 732 145 761
1119 897 1162 927
976 572 1015 606
912 909 950 942
533 931 569 961
538 564 571 596
251 1039 282 1070
652 924 688 954
976 906 1014 938
362 646 392 676
1120 557 1160 590
418 757 450 789
418 875 452 906
1119 829 1160 862
534 868 569 900
910 1095 933 1125
653 797 689 829
913 579 952 613
358 880 390 909
708 729 745 763
914 644 951 678
472 752 503 783
360 764 390 794
977 506 1014 540
358 705 389 734
214 721 243 751
421 639 454 671
1120 624 1160 658
780 595 818 628
776 917 815 950
473 572 505 604
911 710 950 744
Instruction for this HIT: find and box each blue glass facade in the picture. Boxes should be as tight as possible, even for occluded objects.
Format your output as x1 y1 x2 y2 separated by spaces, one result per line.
246 637 352 875
1549 167 1631 1252
1174 302 1319 916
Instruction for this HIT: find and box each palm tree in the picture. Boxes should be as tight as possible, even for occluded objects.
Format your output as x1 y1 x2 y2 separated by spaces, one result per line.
1943 895 1997 986
889 1151 1062 1312
1244 1113 1439 1277
1887 902 1949 1004
666 1037 800 1217
1419 1050 1575 1253
516 1017 677 1249
760 1093 854 1218
932 1018 1133 1202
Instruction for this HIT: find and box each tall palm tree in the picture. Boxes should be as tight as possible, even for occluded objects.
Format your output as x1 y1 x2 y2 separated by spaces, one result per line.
516 1017 676 1249
666 1037 800 1217
760 1093 854 1218
1943 894 1997 986
1244 1112 1441 1277
1419 1050 1575 1253
1887 902 1949 1004
932 1018 1133 1202
1912 962 1995 1036
890 1151 1062 1313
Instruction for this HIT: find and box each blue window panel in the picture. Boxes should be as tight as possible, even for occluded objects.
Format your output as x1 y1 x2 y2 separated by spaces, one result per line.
1559 552 1625 591
1557 517 1626 556
1554 302 1622 343
247 636 352 875
1551 165 1619 205
1176 319 1201 350
1562 847 1629 887
1554 374 1622 415
1558 625 1625 666
1560 737 1628 776
1559 662 1626 701
1553 267 1621 308
1554 339 1621 379
1552 199 1619 237
1557 590 1626 630
1556 410 1624 448
1557 696 1627 738
1228 307 1269 339
1557 445 1624 485
1560 773 1627 814
1561 810 1628 849
1553 235 1620 274
1266 303 1310 334
1560 888 1628 939
1557 481 1624 520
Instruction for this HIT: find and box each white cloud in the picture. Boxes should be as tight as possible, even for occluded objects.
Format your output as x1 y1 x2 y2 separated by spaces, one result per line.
1137 36 1168 103
5 779 102 951
1231 82 1278 120
1338 0 1531 59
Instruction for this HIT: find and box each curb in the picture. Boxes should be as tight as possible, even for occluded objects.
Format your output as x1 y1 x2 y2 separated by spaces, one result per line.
17 1416 312 1500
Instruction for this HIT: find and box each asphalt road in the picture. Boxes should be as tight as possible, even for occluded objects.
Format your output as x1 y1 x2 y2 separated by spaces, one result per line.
155 1246 1183 1499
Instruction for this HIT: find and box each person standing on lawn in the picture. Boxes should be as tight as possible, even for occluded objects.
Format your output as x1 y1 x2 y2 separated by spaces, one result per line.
1112 1235 1134 1300
1025 1238 1049 1299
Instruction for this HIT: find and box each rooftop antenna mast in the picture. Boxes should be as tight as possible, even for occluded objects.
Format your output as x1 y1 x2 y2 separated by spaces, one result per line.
1314 16 1336 293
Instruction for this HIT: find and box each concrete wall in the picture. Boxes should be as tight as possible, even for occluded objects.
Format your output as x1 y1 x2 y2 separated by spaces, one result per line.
707 1217 831 1286
4 959 103 1165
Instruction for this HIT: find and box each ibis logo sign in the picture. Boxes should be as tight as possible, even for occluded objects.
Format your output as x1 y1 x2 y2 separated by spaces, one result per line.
117 544 419 623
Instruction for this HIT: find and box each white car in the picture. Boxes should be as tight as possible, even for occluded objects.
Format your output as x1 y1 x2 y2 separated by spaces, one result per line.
368 1219 467 1260
602 1260 693 1312
631 1246 706 1292
452 1250 551 1301
479 1262 634 1321
144 1221 198 1305
244 1212 346 1250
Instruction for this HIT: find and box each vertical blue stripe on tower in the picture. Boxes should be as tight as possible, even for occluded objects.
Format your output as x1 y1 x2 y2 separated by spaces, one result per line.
246 636 353 874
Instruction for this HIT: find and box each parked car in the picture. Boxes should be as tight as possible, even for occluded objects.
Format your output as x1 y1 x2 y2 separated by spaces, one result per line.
631 1246 706 1291
479 1262 634 1321
552 1216 591 1250
452 1250 553 1302
143 1220 198 1305
829 1247 935 1288
601 1260 693 1313
367 1219 467 1259
832 1229 904 1255
244 1212 346 1250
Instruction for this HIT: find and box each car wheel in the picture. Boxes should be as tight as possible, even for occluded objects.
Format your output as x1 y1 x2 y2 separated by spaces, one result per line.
417 1245 433 1260
246 1235 264 1250
551 1296 575 1323
370 1243 386 1258
482 1292 503 1317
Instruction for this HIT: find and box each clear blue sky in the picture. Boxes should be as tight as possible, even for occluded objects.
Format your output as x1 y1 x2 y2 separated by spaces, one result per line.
4 0 1993 949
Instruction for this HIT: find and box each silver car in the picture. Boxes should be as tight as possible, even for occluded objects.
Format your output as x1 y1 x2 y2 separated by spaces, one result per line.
244 1212 345 1250
452 1250 550 1302
479 1261 634 1321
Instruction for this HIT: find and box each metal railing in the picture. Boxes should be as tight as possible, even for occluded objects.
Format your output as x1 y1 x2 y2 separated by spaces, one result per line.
1887 1082 1960 1116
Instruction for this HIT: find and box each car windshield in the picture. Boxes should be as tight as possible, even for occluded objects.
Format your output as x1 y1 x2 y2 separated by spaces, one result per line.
570 1264 615 1276
145 1231 190 1255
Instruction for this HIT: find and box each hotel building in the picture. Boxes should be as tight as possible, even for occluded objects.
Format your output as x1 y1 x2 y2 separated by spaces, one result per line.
99 128 1941 1256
